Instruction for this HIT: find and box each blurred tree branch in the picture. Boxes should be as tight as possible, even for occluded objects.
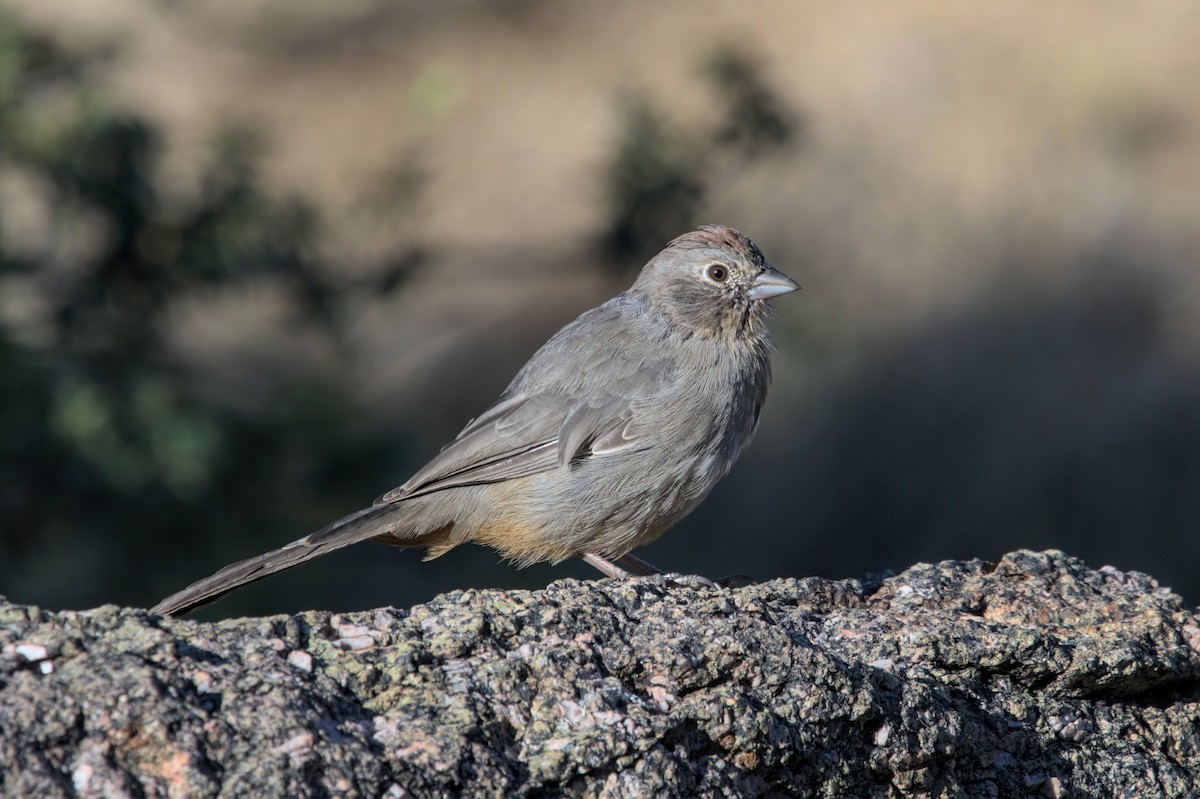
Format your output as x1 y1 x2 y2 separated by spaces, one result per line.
604 46 804 270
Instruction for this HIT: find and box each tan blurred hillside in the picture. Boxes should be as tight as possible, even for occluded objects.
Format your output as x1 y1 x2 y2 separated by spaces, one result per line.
4 0 1200 611
17 2 1200 229
12 1 1200 378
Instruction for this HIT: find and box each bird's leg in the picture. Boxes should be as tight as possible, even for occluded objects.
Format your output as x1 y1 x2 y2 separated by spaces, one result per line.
581 552 720 588
613 552 665 576
581 552 645 579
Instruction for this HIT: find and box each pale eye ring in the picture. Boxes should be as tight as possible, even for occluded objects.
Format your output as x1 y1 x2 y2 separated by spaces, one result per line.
706 264 729 283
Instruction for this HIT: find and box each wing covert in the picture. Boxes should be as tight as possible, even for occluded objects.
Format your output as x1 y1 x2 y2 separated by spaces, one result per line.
374 298 677 505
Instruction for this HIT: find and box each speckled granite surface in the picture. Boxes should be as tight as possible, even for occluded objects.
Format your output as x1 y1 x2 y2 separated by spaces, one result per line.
2 550 1198 798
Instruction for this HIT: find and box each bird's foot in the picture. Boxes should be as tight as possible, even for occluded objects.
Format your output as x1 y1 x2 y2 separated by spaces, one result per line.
581 552 753 589
641 571 721 589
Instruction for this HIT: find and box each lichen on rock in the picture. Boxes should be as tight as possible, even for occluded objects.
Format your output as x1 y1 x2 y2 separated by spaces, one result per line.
1 550 1198 797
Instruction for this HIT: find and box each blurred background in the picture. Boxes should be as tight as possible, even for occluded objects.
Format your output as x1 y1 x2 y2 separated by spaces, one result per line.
2 1 1198 618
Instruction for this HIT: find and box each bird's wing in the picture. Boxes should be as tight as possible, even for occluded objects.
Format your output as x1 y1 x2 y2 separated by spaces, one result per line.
376 301 675 505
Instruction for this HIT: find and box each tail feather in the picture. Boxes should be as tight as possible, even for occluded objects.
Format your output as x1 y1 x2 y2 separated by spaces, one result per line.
151 504 405 617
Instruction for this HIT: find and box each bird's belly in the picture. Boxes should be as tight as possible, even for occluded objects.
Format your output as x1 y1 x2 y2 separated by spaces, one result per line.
509 441 725 560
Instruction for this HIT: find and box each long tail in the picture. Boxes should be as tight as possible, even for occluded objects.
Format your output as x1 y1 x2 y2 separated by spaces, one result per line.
151 504 409 617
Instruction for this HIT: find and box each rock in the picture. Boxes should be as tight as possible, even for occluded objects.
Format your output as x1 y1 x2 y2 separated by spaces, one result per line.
1 550 1198 798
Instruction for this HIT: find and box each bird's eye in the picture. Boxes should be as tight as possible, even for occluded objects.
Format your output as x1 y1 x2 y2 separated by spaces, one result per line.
706 264 729 283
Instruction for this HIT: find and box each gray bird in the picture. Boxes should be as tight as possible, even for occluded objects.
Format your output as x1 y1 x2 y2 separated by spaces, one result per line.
152 225 799 616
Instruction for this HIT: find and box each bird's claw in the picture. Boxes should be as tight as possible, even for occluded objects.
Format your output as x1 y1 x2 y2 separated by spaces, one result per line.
642 572 722 590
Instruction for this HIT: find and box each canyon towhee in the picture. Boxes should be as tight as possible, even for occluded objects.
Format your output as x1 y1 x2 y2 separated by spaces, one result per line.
153 225 799 615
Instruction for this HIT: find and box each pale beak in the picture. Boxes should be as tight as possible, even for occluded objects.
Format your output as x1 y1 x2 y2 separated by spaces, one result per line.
747 264 801 301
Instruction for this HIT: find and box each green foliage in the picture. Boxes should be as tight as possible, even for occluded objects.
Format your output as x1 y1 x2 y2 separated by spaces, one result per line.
0 13 420 609
604 47 802 270
703 48 801 158
605 95 705 271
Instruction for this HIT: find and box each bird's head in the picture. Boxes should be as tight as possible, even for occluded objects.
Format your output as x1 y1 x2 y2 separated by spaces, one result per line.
629 225 799 340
